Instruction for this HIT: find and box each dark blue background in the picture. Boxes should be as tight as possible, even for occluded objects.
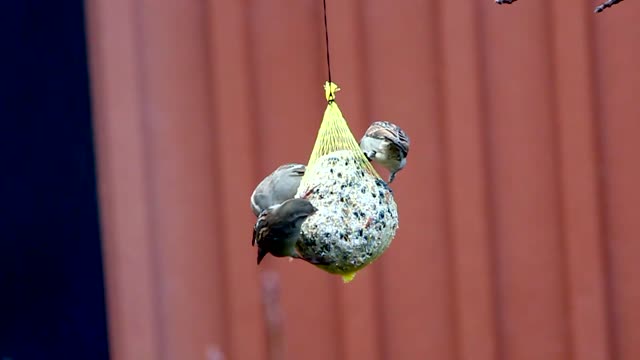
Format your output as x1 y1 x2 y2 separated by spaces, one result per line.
0 1 110 359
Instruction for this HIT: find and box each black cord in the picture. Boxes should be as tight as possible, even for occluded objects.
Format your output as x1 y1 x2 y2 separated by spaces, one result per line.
323 0 333 99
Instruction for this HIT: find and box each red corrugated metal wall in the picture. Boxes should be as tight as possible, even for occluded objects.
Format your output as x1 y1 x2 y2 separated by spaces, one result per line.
85 1 640 359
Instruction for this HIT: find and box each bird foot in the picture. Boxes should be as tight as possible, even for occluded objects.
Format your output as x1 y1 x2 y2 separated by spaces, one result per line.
292 252 332 266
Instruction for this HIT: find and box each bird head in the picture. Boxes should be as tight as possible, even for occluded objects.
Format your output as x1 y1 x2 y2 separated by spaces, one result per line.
279 198 317 223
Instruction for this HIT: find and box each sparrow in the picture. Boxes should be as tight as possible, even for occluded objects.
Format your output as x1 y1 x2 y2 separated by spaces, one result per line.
360 121 410 183
250 163 306 217
252 198 329 265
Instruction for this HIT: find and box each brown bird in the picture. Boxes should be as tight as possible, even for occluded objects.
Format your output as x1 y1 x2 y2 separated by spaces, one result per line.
360 121 410 183
252 198 327 265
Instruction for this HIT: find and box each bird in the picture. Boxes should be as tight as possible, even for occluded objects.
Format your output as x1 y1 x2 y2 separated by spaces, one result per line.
359 121 410 183
252 197 329 265
594 0 624 13
250 163 306 217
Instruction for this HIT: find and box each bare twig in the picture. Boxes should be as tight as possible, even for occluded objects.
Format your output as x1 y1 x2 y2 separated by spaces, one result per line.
595 0 625 13
261 271 285 360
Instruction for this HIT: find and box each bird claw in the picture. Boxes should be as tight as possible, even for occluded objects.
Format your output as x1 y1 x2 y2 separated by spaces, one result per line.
300 184 319 199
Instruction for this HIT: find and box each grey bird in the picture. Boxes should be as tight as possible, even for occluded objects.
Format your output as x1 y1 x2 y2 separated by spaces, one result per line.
360 121 410 183
250 163 306 217
252 198 326 265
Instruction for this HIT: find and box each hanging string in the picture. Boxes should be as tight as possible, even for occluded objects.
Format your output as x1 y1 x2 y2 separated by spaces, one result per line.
323 0 333 100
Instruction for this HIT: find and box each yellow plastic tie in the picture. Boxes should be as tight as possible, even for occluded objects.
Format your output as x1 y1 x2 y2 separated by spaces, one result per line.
341 272 357 283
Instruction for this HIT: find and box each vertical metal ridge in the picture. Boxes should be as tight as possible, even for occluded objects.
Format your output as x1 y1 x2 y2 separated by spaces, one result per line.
473 2 505 359
130 0 167 357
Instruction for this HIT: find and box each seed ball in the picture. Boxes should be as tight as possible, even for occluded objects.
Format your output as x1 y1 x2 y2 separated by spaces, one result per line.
296 150 399 275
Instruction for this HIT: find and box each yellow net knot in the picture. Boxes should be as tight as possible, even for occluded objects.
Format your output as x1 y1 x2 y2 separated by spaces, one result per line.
324 81 340 102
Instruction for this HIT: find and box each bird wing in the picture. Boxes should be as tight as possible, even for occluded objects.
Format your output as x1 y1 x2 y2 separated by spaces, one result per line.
255 222 289 255
396 129 410 157
252 223 258 246
252 213 268 246
253 210 280 249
